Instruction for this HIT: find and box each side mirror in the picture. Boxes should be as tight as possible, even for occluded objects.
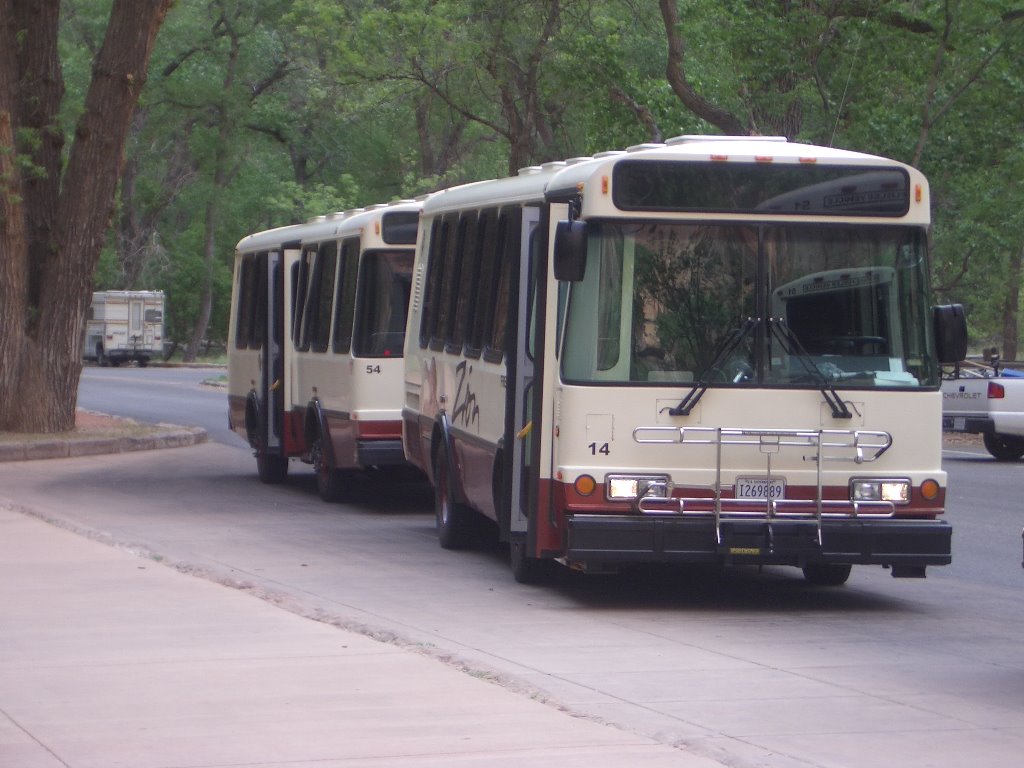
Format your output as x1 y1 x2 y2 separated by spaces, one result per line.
553 220 587 281
933 304 967 364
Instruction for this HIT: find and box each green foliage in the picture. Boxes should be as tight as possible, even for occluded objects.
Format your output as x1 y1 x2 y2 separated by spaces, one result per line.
48 0 1024 354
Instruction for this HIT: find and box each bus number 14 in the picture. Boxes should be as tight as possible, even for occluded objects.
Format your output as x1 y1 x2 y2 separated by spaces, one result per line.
588 442 610 456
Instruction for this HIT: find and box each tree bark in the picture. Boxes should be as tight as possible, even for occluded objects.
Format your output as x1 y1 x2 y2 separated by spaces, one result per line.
184 6 241 362
1002 245 1023 362
0 0 172 432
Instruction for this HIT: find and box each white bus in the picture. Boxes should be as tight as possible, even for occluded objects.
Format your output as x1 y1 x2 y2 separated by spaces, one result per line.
228 200 422 499
402 135 967 584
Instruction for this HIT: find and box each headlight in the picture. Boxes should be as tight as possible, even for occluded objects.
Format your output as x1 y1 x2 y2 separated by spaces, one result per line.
850 478 910 504
606 474 670 501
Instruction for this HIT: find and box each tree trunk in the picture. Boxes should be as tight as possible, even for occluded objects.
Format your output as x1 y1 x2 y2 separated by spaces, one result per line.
184 11 240 362
184 198 217 362
1002 245 1023 362
0 0 172 433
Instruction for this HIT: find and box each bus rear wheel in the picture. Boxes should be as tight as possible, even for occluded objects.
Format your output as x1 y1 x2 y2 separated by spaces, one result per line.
311 434 344 502
434 447 474 549
802 563 852 586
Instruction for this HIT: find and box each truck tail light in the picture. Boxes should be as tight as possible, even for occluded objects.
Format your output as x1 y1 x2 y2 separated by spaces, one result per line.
988 382 1005 399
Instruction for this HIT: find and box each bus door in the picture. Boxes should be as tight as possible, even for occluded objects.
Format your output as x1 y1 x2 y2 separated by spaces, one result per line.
260 249 287 455
509 207 542 543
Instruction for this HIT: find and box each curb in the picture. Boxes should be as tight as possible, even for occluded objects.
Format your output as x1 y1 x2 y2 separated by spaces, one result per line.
0 426 207 463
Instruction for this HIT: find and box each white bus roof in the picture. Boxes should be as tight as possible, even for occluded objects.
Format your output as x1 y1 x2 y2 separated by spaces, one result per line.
235 199 424 254
421 135 925 223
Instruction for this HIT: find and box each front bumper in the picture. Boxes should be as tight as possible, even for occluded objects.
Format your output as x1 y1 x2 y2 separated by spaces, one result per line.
566 515 951 568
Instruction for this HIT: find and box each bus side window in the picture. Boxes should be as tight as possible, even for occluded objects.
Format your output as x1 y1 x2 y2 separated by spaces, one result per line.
434 211 462 351
235 254 255 350
449 212 479 353
486 206 522 362
467 208 498 357
289 260 300 346
252 252 268 349
294 246 315 351
311 242 337 353
419 218 447 349
332 237 359 354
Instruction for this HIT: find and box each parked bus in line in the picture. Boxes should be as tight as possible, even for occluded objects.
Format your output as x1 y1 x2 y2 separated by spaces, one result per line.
402 135 967 584
228 200 422 499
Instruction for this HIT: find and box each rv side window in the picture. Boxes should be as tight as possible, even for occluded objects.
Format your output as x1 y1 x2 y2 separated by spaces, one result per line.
332 237 359 354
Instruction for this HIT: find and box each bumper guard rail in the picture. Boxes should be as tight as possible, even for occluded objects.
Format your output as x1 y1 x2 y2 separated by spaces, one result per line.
632 426 894 547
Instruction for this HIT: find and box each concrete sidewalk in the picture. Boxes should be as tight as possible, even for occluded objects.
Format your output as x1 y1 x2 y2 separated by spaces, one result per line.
0 507 718 768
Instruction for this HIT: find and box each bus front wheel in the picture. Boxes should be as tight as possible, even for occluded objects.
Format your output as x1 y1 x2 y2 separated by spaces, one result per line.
509 535 550 584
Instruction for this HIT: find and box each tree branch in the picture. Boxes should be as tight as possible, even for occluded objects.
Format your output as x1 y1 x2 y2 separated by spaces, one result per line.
659 0 746 135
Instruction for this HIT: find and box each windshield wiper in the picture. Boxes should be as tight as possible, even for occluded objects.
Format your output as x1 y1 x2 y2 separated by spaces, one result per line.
769 319 853 419
667 318 757 416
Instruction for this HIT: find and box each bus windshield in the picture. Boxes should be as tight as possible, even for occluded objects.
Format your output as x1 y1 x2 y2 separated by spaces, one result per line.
353 250 413 358
560 222 937 389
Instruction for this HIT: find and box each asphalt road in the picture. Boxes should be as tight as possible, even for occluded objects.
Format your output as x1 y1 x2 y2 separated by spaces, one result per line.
53 365 1024 767
79 364 246 447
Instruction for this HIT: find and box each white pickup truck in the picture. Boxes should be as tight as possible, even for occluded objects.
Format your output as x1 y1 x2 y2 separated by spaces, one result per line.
941 361 1024 460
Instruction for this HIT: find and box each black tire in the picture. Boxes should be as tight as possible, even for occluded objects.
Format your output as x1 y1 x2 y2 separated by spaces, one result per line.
983 432 1024 461
802 563 852 586
256 448 289 484
510 535 551 584
311 434 345 502
434 447 475 549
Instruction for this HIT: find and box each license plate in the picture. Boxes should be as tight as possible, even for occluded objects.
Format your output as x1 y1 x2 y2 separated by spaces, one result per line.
735 476 785 499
